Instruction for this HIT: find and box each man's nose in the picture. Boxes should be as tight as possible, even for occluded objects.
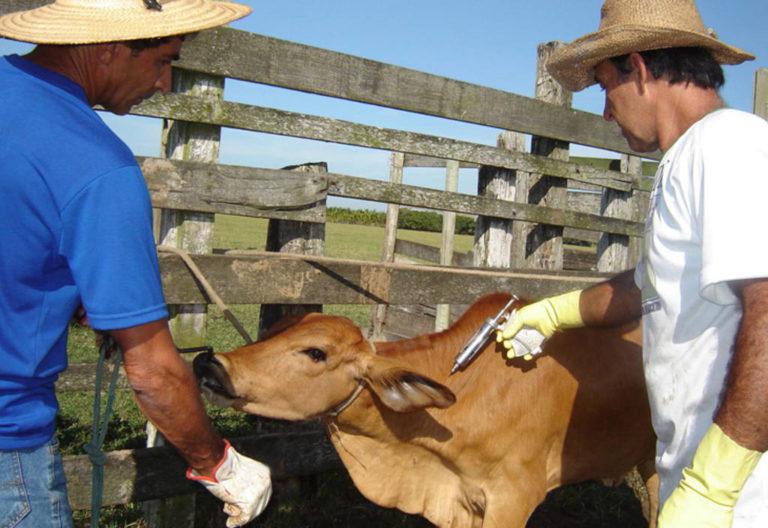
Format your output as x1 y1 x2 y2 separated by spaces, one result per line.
155 66 172 94
602 98 614 122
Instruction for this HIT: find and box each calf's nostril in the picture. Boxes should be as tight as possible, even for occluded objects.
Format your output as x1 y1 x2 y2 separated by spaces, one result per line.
192 353 236 399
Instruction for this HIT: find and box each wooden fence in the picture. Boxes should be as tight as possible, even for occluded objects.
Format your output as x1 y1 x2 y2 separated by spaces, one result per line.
5 0 767 524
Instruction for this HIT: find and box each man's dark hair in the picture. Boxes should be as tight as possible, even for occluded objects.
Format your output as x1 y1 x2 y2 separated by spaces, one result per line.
610 47 725 90
125 37 174 54
124 33 195 56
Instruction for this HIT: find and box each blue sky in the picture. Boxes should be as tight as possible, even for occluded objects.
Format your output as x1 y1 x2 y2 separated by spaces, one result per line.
2 0 766 207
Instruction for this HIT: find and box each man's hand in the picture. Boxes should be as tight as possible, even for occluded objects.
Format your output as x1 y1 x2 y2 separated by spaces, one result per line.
496 290 584 359
187 440 272 528
658 424 762 528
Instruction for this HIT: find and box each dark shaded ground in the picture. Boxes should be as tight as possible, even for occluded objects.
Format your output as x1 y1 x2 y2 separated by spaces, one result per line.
195 469 648 528
76 467 648 527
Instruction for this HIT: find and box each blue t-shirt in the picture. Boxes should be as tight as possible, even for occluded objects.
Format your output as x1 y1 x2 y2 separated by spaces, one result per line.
0 55 169 449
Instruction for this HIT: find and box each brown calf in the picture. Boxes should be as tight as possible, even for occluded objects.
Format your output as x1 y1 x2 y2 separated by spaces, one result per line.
194 293 657 527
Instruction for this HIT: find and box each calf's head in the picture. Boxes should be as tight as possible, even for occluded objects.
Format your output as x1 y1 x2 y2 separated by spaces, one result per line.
193 312 455 420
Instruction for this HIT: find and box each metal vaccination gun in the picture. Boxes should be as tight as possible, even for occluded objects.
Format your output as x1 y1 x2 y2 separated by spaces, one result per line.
449 295 546 375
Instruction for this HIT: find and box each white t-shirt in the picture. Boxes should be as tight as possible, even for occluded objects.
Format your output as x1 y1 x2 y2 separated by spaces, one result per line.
635 109 768 526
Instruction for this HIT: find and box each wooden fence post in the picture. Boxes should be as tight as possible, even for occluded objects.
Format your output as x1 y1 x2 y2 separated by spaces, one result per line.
755 68 768 120
148 70 224 528
435 160 459 331
521 42 571 271
475 132 526 269
370 152 404 339
258 162 328 337
597 155 645 272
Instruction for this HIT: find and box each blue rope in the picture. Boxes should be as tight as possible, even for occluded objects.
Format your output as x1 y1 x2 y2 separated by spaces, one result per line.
86 334 123 528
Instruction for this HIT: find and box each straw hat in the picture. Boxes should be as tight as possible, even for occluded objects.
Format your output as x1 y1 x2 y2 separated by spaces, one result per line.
0 0 252 44
547 0 754 92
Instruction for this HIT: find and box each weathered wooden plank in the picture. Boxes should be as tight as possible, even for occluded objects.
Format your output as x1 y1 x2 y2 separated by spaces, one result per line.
474 132 522 269
404 154 480 169
564 248 597 271
383 304 443 340
755 69 768 120
258 163 327 337
523 42 570 271
158 252 607 306
134 93 647 193
371 153 406 340
328 174 644 236
63 431 341 509
137 156 641 235
597 155 644 272
175 28 661 158
138 157 327 222
0 0 49 14
158 70 224 364
395 238 593 272
435 161 460 330
0 3 661 160
383 303 468 342
395 239 473 267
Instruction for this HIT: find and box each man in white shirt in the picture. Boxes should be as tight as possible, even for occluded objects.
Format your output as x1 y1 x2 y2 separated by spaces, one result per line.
498 1 768 527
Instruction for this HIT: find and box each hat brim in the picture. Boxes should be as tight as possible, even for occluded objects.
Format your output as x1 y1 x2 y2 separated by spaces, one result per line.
547 25 755 92
0 0 252 44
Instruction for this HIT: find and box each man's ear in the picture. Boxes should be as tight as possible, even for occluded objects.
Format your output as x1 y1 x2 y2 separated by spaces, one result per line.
361 355 456 412
629 52 651 94
94 43 120 66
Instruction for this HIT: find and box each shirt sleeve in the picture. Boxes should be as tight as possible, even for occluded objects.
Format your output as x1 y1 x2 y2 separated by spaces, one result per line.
699 114 768 305
59 165 168 330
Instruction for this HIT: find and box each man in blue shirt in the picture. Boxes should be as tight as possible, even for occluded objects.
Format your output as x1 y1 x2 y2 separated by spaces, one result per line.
0 1 271 526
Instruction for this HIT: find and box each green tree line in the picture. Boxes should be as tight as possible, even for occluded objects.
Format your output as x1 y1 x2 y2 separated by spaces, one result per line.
327 207 476 235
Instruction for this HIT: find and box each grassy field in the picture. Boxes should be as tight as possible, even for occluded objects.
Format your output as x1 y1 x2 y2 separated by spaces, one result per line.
64 216 645 527
213 215 476 260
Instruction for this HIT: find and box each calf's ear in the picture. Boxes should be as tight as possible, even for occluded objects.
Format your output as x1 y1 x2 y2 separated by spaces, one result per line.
362 356 456 412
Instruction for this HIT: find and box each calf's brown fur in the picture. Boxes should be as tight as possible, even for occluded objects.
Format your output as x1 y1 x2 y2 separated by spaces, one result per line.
194 293 657 527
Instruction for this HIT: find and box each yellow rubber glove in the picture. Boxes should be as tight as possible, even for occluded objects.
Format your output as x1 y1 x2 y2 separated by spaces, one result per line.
658 423 762 528
496 290 584 359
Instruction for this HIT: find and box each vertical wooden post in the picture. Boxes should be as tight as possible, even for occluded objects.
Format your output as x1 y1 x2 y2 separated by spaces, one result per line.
755 68 768 120
147 70 223 528
258 162 327 337
474 132 526 269
435 160 459 331
159 72 222 347
521 42 571 270
597 156 645 272
370 152 404 340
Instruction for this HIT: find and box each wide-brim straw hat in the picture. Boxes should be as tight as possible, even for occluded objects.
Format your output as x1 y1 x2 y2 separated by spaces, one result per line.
547 0 754 92
0 0 252 45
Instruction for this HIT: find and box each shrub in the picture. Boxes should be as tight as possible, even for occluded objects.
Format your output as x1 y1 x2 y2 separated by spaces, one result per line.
327 207 475 235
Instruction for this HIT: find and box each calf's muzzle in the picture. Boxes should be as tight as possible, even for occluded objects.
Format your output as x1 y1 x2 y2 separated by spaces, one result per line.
193 351 237 400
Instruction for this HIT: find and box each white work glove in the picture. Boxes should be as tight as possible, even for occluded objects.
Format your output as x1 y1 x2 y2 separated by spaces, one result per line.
187 440 272 527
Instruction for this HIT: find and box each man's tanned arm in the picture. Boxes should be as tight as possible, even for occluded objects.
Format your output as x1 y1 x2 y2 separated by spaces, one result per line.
111 319 225 475
717 278 768 451
579 268 642 327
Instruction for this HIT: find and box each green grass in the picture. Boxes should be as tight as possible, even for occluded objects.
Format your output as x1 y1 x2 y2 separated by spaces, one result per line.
214 215 475 260
63 216 644 528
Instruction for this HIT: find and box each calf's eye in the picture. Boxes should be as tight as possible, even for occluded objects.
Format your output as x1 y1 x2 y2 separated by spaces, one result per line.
303 348 326 363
